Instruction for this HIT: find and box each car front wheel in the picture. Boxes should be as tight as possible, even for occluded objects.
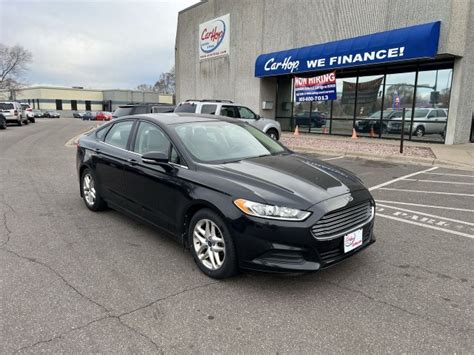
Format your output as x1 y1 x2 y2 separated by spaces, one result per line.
189 209 238 279
414 126 425 137
266 128 279 140
81 169 106 211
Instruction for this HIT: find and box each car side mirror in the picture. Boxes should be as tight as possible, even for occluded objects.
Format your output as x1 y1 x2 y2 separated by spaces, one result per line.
142 152 173 170
256 114 261 120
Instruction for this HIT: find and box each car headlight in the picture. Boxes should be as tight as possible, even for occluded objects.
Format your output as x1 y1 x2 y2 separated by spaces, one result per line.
233 199 311 221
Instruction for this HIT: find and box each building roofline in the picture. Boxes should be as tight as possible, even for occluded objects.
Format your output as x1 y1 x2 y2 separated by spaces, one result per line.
178 0 206 14
8 86 172 95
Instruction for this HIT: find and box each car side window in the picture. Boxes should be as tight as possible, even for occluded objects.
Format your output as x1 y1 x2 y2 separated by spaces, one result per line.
201 104 217 115
104 121 134 150
428 110 437 118
220 105 239 118
170 146 184 166
96 126 111 141
134 121 170 155
237 106 256 119
437 110 447 117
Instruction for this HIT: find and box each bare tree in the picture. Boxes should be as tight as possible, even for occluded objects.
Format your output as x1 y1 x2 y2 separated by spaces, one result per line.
136 83 154 91
154 66 175 95
0 44 33 89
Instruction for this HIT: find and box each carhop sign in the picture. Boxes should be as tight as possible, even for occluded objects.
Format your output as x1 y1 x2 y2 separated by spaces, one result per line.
255 21 440 77
294 72 337 102
199 14 230 60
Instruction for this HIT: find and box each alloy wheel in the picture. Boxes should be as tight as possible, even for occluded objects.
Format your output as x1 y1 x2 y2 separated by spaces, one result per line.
82 173 96 206
193 219 226 270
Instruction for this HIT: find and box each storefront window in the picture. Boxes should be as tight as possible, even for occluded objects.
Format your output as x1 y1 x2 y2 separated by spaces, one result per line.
412 69 452 142
331 75 357 135
354 75 384 137
382 71 416 139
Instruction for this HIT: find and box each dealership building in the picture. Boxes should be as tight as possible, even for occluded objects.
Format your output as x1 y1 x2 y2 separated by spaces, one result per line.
0 86 174 115
176 0 473 144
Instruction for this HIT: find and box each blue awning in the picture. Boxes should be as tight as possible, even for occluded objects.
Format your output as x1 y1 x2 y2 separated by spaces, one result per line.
255 21 440 77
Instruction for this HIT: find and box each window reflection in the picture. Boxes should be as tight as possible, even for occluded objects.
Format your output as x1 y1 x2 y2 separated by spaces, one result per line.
332 76 357 135
354 75 384 137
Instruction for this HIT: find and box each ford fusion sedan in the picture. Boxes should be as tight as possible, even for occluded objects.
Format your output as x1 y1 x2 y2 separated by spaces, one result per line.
77 113 375 279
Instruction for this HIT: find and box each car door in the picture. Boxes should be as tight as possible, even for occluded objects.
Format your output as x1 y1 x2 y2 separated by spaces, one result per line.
236 106 264 129
124 120 183 233
425 110 438 134
219 105 239 119
433 109 447 134
94 120 136 206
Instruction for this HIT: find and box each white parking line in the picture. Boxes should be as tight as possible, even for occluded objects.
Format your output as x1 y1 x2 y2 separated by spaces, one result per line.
377 203 474 226
379 188 474 197
425 172 473 178
375 200 474 213
377 214 474 239
322 155 345 161
368 166 438 191
402 178 474 185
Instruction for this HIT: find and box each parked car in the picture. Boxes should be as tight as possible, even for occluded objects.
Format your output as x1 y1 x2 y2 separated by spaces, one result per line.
355 110 402 134
77 113 375 279
0 113 6 129
112 103 175 119
174 100 282 140
43 111 60 118
73 111 85 119
20 103 35 123
0 101 28 126
294 111 327 128
82 111 96 120
95 111 112 121
33 110 44 118
387 108 448 137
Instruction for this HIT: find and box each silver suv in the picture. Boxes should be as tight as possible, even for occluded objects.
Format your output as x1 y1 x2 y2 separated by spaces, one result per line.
387 108 448 137
0 101 28 126
175 100 282 140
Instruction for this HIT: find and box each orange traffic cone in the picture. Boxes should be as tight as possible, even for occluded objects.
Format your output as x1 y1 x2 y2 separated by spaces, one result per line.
322 127 328 134
294 125 300 136
369 127 375 138
351 128 358 139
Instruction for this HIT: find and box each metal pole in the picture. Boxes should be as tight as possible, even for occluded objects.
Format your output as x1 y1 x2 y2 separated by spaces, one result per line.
309 101 312 133
400 108 406 154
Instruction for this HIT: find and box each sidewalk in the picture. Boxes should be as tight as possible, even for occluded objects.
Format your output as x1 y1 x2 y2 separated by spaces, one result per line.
281 132 474 170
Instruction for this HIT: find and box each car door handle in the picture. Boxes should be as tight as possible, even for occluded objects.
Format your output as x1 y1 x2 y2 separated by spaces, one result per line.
127 158 137 166
94 148 101 153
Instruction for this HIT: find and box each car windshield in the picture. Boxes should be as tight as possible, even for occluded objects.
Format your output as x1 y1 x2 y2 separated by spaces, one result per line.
173 121 287 163
113 107 134 117
0 103 14 110
174 103 197 113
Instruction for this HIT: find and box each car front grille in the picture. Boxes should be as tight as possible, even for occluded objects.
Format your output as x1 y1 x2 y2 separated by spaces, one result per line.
311 200 374 240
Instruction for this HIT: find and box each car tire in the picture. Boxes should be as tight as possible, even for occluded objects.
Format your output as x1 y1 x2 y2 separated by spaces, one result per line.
189 208 238 279
266 128 279 140
0 118 6 129
17 118 22 126
414 126 425 137
30 117 35 123
81 169 107 211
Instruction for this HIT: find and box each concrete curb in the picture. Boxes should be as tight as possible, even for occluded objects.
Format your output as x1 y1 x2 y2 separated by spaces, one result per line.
291 147 474 171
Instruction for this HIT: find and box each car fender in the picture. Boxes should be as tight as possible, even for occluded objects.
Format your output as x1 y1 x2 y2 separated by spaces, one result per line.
259 118 281 134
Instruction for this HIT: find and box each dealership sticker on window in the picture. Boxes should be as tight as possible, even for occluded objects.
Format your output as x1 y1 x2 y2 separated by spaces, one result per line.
294 72 337 102
344 228 363 253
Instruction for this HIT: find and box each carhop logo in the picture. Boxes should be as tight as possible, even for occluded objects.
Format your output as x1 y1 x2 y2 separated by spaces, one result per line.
200 19 226 53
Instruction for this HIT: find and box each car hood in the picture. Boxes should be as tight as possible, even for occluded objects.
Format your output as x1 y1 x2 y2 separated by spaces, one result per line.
202 153 366 209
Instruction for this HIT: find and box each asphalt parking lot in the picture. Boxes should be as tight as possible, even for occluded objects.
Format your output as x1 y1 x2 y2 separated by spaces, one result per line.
0 118 473 353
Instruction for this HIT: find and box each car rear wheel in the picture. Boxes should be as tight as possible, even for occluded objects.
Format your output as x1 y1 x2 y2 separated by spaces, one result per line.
81 169 106 211
0 118 6 129
266 128 279 140
414 126 425 137
189 209 238 279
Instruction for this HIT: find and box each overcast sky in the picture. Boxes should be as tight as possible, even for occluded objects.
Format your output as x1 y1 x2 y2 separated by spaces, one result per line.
0 0 197 89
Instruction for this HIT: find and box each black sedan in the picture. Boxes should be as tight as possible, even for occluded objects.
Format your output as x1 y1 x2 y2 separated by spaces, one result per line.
77 113 375 278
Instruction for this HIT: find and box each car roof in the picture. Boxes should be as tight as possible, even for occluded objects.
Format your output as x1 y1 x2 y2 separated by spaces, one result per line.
119 112 239 125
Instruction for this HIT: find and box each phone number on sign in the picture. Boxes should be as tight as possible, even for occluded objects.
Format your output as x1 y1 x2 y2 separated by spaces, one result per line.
297 95 329 102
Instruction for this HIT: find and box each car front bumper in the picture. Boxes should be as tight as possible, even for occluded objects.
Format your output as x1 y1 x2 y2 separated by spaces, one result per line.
227 189 375 273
